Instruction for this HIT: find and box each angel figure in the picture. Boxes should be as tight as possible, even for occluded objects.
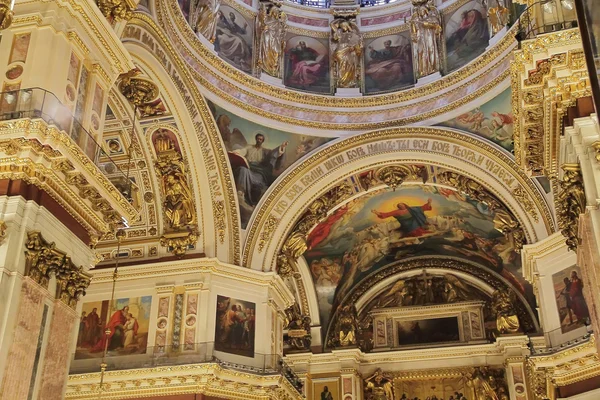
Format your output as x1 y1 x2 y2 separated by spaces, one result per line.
376 280 410 308
330 18 363 89
191 0 221 42
256 3 287 77
409 0 442 78
442 274 473 303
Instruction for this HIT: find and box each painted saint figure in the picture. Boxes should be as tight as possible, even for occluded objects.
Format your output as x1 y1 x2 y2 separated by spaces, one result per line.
90 306 130 353
215 10 252 72
569 271 590 323
410 0 442 78
365 38 413 91
371 198 433 237
286 40 328 89
231 133 288 208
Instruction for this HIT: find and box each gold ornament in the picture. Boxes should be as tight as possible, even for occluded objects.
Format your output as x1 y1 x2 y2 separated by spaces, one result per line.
556 164 585 251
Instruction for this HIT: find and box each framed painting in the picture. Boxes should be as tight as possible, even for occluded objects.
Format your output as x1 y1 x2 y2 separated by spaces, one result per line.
74 296 153 359
284 35 331 94
363 32 414 94
553 265 590 333
214 295 256 357
312 378 340 400
444 0 490 73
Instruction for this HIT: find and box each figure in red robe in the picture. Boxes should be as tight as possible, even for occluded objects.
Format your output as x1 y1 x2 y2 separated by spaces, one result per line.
569 271 590 323
306 205 348 250
90 306 129 353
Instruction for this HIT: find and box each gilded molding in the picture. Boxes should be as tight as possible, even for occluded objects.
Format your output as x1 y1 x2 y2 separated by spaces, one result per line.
160 230 199 258
94 0 136 22
258 214 279 253
0 220 6 245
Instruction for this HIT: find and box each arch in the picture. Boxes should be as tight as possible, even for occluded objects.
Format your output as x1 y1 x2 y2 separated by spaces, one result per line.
122 15 241 263
245 126 554 272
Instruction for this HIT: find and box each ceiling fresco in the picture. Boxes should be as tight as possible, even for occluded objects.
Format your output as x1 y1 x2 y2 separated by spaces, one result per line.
303 184 533 333
437 88 513 152
207 100 335 228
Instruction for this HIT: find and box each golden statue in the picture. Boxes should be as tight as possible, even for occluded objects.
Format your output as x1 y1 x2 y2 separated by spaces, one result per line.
331 305 358 347
330 18 363 89
491 289 520 334
488 0 509 36
257 3 287 77
163 172 195 230
410 0 442 79
364 369 394 400
191 0 221 42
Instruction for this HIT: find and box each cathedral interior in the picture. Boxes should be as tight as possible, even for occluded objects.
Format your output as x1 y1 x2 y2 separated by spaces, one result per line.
1 0 600 399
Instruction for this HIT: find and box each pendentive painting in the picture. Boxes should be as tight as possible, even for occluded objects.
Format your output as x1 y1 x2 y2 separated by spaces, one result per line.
305 184 530 332
208 101 333 228
284 35 331 94
444 0 490 73
214 5 254 73
74 296 152 359
215 295 256 357
437 88 513 151
363 32 414 94
553 265 590 333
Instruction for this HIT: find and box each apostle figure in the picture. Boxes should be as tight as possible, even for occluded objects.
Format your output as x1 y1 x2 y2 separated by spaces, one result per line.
191 0 221 42
257 3 287 77
409 0 442 79
371 198 433 238
230 132 288 208
330 17 363 88
215 10 252 71
286 40 328 89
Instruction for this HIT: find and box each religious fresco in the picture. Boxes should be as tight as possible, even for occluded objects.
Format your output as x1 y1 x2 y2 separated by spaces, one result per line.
437 88 513 151
304 184 528 331
363 32 414 94
284 35 331 94
443 0 490 73
214 295 256 357
395 377 469 400
74 296 152 359
209 101 333 228
397 317 460 346
553 265 590 333
214 6 254 73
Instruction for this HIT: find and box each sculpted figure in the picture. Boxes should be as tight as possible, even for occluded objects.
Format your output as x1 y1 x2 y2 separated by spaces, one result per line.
191 0 221 42
364 369 394 400
410 0 442 78
331 304 358 347
491 289 520 334
257 3 287 77
163 173 195 229
466 367 501 400
488 0 509 36
330 18 363 88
